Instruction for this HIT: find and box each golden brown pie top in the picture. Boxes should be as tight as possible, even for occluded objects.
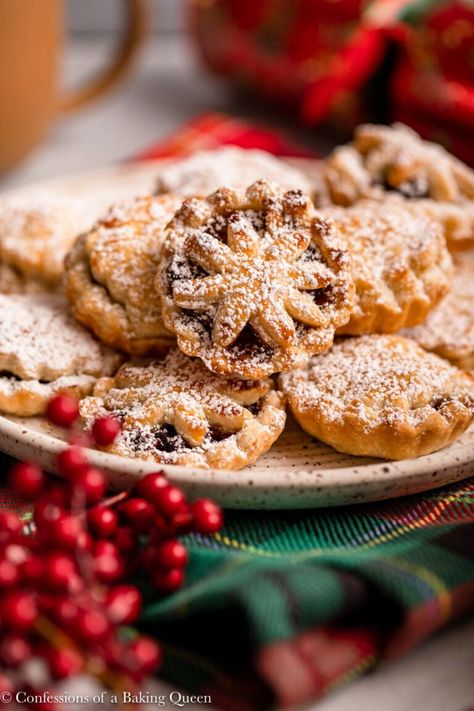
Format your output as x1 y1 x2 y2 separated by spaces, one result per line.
279 334 474 459
158 180 354 379
403 254 474 370
80 349 286 469
65 194 182 355
0 193 92 286
155 146 312 197
324 123 474 205
321 199 453 335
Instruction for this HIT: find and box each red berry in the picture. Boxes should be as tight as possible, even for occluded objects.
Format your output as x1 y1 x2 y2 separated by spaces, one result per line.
46 394 79 428
0 511 22 540
0 674 13 695
4 542 29 565
135 471 168 503
149 514 170 543
139 544 157 570
57 446 87 478
93 552 124 584
88 506 118 538
0 591 38 630
126 636 162 677
106 585 142 624
152 567 185 593
46 646 84 679
170 509 193 534
22 555 44 583
191 499 223 534
94 540 119 557
0 634 32 667
34 497 65 530
43 552 80 592
9 462 44 499
153 485 186 517
73 467 106 505
91 416 121 446
154 539 188 570
52 598 79 627
0 558 20 587
45 515 83 550
118 498 154 532
73 609 111 644
114 526 136 554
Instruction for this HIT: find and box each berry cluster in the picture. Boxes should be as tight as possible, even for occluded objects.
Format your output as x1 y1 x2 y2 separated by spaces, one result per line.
0 394 223 708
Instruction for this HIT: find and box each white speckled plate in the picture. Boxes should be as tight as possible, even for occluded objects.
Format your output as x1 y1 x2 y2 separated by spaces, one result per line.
0 161 473 509
0 415 473 509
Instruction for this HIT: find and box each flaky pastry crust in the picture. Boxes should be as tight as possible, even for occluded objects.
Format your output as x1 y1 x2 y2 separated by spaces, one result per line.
80 350 286 470
0 294 122 381
320 200 453 335
279 335 474 460
155 147 312 198
321 123 474 251
158 180 354 379
65 194 182 356
0 193 91 289
403 254 474 370
0 375 96 417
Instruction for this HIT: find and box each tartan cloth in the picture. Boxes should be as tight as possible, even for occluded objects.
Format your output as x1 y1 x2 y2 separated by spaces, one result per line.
1 114 474 709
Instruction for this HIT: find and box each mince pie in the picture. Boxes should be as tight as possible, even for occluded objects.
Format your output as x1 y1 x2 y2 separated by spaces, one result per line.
321 199 452 335
158 180 354 379
403 254 474 371
155 146 312 198
65 194 182 356
321 123 474 250
0 193 92 293
80 349 286 470
0 294 122 416
279 334 474 460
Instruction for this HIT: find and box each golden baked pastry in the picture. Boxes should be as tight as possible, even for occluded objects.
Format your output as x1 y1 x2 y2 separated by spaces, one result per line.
80 350 286 470
322 123 474 250
0 263 53 295
403 254 474 370
155 147 312 198
279 335 474 460
321 200 453 335
0 193 92 292
158 180 354 379
0 294 122 416
65 194 182 356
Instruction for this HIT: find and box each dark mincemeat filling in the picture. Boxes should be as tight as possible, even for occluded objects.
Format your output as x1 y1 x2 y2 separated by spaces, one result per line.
0 371 21 381
381 176 428 199
127 422 233 454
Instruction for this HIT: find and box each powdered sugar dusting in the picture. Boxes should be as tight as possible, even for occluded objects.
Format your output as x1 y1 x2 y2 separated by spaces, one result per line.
0 294 121 381
160 180 354 378
280 335 474 431
403 255 474 367
155 147 311 197
80 349 282 466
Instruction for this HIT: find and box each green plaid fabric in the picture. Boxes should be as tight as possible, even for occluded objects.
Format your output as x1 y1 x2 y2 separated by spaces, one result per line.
141 477 474 709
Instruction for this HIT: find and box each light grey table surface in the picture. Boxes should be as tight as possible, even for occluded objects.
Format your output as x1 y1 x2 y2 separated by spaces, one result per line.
1 36 473 711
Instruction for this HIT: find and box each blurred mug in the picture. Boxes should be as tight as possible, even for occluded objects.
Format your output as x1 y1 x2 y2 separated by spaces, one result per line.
0 0 147 174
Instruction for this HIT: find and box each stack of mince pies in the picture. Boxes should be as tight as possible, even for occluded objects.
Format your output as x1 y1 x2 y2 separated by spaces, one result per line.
0 124 473 470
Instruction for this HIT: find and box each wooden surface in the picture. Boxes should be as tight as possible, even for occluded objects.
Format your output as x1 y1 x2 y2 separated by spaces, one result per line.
0 36 472 711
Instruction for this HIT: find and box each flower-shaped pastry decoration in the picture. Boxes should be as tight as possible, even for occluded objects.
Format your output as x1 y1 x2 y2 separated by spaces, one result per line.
80 350 286 470
158 180 354 379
